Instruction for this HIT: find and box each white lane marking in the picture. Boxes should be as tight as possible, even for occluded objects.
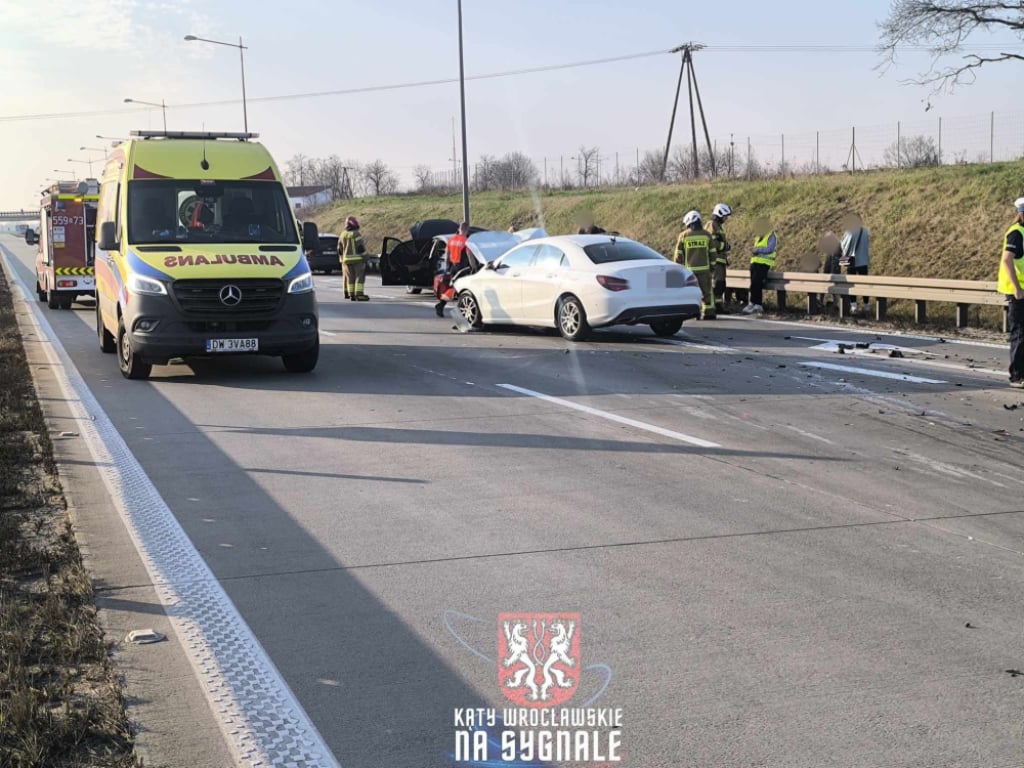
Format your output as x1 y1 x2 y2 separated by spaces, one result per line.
0 245 341 768
800 337 1006 378
756 316 1008 350
653 337 739 354
497 383 721 448
799 361 946 384
784 425 834 445
319 329 337 336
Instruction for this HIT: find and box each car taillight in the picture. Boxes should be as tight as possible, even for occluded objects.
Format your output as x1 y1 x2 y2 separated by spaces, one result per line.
683 273 699 287
596 275 630 291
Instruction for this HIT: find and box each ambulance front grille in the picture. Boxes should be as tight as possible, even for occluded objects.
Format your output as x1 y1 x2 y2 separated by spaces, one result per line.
172 279 284 316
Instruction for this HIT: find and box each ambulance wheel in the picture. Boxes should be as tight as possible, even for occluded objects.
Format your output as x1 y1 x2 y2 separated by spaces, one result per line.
118 317 151 380
35 281 45 301
282 337 319 373
46 289 60 309
97 302 116 353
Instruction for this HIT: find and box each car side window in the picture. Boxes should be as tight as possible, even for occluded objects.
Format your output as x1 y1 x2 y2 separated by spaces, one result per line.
532 245 565 269
497 245 537 270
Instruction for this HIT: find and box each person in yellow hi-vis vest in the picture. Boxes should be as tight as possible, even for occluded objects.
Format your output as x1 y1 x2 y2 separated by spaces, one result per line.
998 196 1024 387
339 216 369 301
743 218 778 315
674 210 715 319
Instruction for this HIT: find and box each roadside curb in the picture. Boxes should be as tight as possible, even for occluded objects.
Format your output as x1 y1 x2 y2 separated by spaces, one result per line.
1 240 340 768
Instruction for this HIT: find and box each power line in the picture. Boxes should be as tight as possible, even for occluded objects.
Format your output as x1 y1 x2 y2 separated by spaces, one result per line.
1 42 1021 124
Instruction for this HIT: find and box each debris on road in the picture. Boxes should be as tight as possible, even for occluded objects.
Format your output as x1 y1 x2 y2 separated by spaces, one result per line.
126 629 167 645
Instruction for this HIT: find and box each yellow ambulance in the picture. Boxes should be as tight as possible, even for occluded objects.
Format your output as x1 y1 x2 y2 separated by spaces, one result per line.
94 130 320 379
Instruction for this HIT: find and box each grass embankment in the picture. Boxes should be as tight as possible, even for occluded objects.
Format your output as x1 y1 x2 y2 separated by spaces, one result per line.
313 162 1021 282
0 271 138 767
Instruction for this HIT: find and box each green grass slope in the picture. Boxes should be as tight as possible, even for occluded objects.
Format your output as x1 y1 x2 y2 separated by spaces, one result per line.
311 162 1023 282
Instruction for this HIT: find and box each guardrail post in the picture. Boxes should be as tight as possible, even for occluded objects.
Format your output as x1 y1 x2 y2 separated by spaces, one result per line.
874 298 887 322
838 295 851 319
915 300 928 324
955 303 969 328
777 289 787 312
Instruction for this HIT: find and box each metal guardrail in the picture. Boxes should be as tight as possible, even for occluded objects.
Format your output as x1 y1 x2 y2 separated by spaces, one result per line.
725 269 1007 330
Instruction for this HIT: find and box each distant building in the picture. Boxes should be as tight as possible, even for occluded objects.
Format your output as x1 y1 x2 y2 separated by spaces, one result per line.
287 185 333 210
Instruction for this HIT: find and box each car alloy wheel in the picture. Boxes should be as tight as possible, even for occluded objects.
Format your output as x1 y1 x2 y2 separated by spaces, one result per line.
557 295 590 341
456 291 482 328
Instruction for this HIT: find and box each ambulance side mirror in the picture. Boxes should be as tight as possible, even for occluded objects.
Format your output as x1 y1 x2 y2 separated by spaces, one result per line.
302 221 318 248
99 221 119 252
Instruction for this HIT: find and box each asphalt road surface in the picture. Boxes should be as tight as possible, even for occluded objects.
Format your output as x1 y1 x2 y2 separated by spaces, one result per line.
6 236 1024 768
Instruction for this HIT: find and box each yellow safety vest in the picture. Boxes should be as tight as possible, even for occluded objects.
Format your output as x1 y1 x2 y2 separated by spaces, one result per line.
340 230 366 263
751 231 778 267
997 223 1024 295
675 228 712 272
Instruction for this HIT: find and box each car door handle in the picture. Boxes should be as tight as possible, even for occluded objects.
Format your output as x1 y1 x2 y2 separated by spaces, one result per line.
510 272 521 277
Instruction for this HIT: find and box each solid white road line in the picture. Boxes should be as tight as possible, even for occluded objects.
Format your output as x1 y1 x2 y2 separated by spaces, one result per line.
756 316 1008 350
799 361 947 384
497 383 721 448
0 245 341 768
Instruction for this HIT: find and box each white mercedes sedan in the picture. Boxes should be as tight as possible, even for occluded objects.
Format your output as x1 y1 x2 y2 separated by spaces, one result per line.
451 235 702 340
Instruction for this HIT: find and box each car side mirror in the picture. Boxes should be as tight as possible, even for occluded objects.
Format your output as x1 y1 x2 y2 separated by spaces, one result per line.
302 221 319 248
98 221 119 251
484 261 496 270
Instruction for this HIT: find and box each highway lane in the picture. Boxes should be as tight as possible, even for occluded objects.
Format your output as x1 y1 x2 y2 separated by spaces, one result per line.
5 234 1024 768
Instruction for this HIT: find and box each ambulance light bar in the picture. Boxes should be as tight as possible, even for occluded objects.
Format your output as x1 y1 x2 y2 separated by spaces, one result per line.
130 130 259 141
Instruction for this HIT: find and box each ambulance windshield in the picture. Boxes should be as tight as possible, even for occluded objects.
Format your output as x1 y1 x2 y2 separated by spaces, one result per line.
127 180 299 245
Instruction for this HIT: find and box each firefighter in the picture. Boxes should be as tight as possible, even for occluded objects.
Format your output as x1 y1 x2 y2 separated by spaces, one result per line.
998 196 1024 388
674 210 715 319
339 216 369 301
708 202 732 313
435 221 470 317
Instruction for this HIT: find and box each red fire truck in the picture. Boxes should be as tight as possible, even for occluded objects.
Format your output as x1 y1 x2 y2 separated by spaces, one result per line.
35 180 98 309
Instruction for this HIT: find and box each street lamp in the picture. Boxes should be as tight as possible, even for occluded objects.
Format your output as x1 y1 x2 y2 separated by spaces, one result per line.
53 169 75 180
80 146 107 156
124 97 167 131
67 157 95 176
456 1 470 224
184 34 248 133
96 135 128 146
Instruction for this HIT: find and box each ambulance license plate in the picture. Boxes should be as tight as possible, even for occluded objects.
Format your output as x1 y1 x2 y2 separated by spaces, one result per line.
205 338 258 353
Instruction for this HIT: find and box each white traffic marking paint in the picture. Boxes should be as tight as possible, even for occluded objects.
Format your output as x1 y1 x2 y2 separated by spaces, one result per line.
0 245 341 768
654 337 739 354
801 338 1006 378
497 383 721 448
759 316 1008 350
319 329 337 336
799 361 946 384
783 425 834 445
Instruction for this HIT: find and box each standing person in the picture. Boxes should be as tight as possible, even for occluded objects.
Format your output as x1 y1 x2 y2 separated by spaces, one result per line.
840 214 871 313
998 197 1024 388
674 210 715 319
435 221 470 317
708 203 732 313
743 218 778 314
339 216 369 301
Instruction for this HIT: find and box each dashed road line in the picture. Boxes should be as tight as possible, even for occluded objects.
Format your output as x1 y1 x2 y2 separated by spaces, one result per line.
497 383 721 448
799 361 946 384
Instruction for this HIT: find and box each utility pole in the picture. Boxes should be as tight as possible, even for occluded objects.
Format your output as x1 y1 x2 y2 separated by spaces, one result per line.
661 43 715 181
456 0 471 223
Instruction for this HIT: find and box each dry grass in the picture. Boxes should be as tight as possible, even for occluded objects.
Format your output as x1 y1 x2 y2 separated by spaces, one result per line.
0 270 139 768
312 161 1023 284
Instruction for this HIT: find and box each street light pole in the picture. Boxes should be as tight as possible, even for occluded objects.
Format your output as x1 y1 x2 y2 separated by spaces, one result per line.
185 34 249 133
124 98 167 131
456 0 470 224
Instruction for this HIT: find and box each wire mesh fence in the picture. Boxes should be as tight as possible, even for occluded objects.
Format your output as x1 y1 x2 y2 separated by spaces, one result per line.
405 109 1024 193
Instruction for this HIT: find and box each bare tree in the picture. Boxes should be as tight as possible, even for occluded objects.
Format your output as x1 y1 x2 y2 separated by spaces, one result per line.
576 146 599 188
878 1 1024 101
285 154 313 186
883 134 941 167
490 152 539 190
361 160 398 196
413 165 433 192
638 150 664 185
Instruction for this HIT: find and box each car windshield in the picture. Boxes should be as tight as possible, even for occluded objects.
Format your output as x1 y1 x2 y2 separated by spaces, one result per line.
318 236 338 250
583 239 666 264
127 180 299 245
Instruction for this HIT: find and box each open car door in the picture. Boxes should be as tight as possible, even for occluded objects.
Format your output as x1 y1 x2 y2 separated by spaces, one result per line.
379 237 435 288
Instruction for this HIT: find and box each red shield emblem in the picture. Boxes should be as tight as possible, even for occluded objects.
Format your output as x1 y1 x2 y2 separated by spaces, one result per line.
497 613 581 708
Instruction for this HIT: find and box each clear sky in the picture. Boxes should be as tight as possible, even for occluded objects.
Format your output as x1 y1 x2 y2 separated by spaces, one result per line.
1 0 1022 209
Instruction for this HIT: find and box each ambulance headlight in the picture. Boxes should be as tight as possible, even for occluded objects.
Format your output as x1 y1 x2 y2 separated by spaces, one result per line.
287 271 314 294
126 274 168 295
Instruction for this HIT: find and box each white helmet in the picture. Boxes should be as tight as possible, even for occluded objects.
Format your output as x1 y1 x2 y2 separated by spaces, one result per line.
712 203 732 219
1015 196 1024 213
682 210 702 227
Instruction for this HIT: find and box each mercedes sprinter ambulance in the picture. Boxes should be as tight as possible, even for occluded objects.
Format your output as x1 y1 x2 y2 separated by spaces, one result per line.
94 130 320 379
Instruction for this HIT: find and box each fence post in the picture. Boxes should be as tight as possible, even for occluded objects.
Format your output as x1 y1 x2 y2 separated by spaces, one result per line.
897 121 901 169
991 111 995 163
